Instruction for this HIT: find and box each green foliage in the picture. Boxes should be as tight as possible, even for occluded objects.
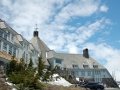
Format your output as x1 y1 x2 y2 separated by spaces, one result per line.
6 54 55 89
38 55 45 77
42 70 51 82
28 58 33 68
6 56 17 75
6 58 45 90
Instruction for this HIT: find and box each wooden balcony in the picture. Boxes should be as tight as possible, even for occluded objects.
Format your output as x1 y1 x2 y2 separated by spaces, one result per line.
0 51 17 61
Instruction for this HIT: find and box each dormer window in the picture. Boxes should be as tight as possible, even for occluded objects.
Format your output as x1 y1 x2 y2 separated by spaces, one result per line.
72 64 78 69
93 65 98 69
83 65 89 69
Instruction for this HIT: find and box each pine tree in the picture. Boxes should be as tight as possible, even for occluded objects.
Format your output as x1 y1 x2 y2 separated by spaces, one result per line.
6 57 45 89
6 56 17 75
38 54 45 78
28 58 33 68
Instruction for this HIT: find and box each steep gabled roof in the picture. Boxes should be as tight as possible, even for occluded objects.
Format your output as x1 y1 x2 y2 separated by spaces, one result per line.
30 35 50 66
30 36 50 53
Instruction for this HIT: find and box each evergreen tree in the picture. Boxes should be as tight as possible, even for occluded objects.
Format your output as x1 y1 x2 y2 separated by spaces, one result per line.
28 58 33 68
6 56 17 75
38 54 45 78
42 70 51 82
6 56 46 89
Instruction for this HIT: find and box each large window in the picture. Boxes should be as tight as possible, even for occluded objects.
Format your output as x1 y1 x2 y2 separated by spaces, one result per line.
13 47 16 57
9 45 12 55
0 30 3 37
81 71 85 76
55 59 62 64
3 42 7 52
7 31 10 41
4 33 7 40
88 71 92 76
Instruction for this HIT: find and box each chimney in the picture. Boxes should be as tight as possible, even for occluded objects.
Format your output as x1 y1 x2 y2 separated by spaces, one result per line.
83 48 89 58
33 31 38 37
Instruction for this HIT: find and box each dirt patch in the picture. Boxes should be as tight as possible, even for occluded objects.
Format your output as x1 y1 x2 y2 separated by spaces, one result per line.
43 84 85 90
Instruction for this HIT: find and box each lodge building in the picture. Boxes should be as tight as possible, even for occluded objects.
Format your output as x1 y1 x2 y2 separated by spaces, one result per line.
0 19 118 87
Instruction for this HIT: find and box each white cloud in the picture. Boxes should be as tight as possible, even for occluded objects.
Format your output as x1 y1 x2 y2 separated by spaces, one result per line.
54 0 100 24
0 0 108 39
76 18 110 43
100 5 109 12
39 18 109 51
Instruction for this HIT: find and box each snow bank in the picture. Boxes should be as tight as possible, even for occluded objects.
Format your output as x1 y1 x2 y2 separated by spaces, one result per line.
76 78 79 81
47 74 72 87
6 82 17 90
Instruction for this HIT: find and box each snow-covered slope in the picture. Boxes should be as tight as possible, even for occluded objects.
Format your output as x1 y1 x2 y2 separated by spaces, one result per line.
47 74 72 87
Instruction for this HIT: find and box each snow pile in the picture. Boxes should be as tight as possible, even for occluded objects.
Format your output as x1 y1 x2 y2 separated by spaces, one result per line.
6 82 17 90
6 82 13 86
76 78 79 81
48 74 72 87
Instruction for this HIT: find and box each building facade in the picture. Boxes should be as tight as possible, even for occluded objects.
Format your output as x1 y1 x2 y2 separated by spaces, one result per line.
0 19 118 87
0 19 38 67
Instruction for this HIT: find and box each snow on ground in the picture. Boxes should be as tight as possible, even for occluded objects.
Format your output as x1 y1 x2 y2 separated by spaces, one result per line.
6 82 17 90
12 88 17 90
6 82 13 86
47 74 72 87
76 78 79 81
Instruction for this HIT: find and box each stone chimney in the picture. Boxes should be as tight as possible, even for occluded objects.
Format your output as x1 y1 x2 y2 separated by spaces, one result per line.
33 31 38 37
83 48 89 58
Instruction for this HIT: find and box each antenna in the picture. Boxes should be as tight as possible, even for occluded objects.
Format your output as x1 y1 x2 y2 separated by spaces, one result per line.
33 24 39 37
35 24 38 31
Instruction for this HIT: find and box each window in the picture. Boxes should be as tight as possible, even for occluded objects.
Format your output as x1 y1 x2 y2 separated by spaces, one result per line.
88 71 92 76
93 65 98 69
0 40 1 51
11 34 14 42
7 32 10 41
55 59 62 64
9 45 12 55
72 64 78 69
81 71 85 76
13 47 16 57
83 65 89 69
3 42 7 52
0 30 3 37
95 71 101 75
4 33 7 40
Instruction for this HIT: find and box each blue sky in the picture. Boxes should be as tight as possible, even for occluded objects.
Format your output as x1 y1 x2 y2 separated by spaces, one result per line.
0 0 120 81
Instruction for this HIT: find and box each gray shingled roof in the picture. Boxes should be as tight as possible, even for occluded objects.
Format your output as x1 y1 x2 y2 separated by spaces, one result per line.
30 36 50 65
47 51 105 69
